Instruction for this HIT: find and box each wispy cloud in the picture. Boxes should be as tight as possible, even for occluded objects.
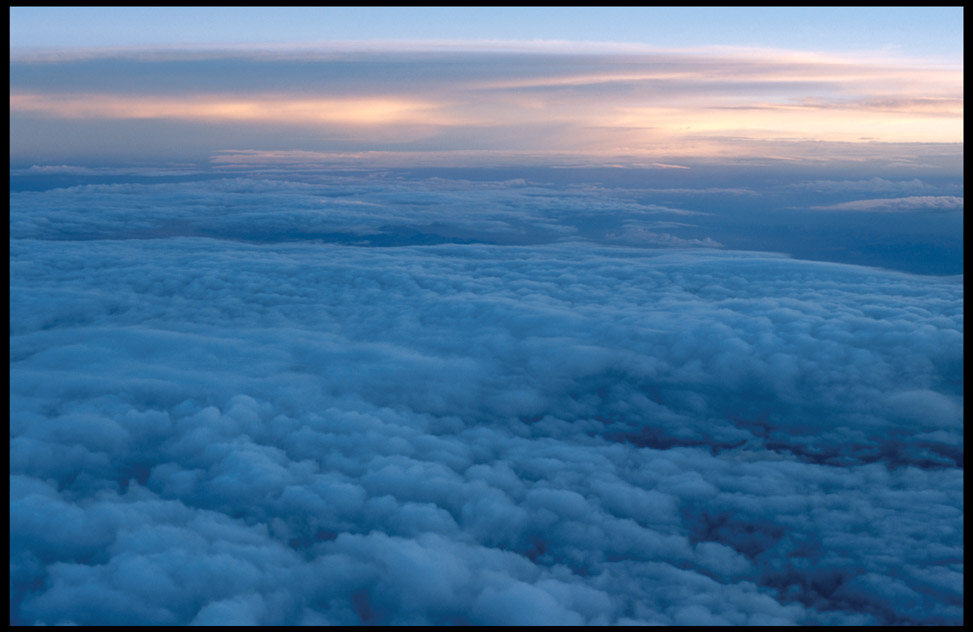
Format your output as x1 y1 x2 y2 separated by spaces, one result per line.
10 93 456 126
9 44 963 165
810 195 963 212
606 225 723 248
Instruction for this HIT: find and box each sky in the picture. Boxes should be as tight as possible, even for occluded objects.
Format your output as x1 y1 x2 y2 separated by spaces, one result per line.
8 7 964 59
8 7 965 627
9 7 964 167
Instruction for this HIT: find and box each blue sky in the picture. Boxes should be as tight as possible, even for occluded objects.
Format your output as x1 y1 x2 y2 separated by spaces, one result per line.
9 7 964 61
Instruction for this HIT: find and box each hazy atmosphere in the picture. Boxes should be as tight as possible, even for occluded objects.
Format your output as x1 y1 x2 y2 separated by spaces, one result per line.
10 7 963 626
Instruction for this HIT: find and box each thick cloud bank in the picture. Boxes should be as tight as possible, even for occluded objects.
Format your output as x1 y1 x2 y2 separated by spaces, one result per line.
10 176 963 625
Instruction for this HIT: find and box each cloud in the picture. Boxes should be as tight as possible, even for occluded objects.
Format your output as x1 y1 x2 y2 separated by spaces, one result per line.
10 93 457 127
710 96 963 117
810 195 963 212
10 174 964 625
784 177 937 194
10 46 963 165
7 174 721 248
606 224 723 247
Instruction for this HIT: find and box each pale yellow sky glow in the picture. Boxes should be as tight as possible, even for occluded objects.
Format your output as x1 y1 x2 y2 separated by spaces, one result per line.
604 103 962 144
8 44 964 164
10 93 455 126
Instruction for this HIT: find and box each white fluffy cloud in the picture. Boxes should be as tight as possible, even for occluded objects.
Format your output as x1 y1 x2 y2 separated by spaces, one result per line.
10 175 963 625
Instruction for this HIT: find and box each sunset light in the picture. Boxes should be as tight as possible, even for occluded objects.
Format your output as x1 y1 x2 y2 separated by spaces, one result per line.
10 7 963 628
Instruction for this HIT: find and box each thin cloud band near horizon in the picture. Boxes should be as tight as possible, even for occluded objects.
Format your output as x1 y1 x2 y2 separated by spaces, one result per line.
9 44 963 165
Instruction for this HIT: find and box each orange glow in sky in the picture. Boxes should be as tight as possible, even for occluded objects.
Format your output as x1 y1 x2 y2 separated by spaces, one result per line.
8 44 964 164
10 93 455 126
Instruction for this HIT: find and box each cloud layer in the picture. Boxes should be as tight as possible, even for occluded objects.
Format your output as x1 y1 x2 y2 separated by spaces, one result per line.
9 46 963 165
811 195 963 212
8 175 722 249
10 174 963 625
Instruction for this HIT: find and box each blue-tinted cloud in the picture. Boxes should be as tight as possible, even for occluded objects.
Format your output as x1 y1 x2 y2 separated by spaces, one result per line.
10 173 963 625
8 176 723 248
810 195 963 212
